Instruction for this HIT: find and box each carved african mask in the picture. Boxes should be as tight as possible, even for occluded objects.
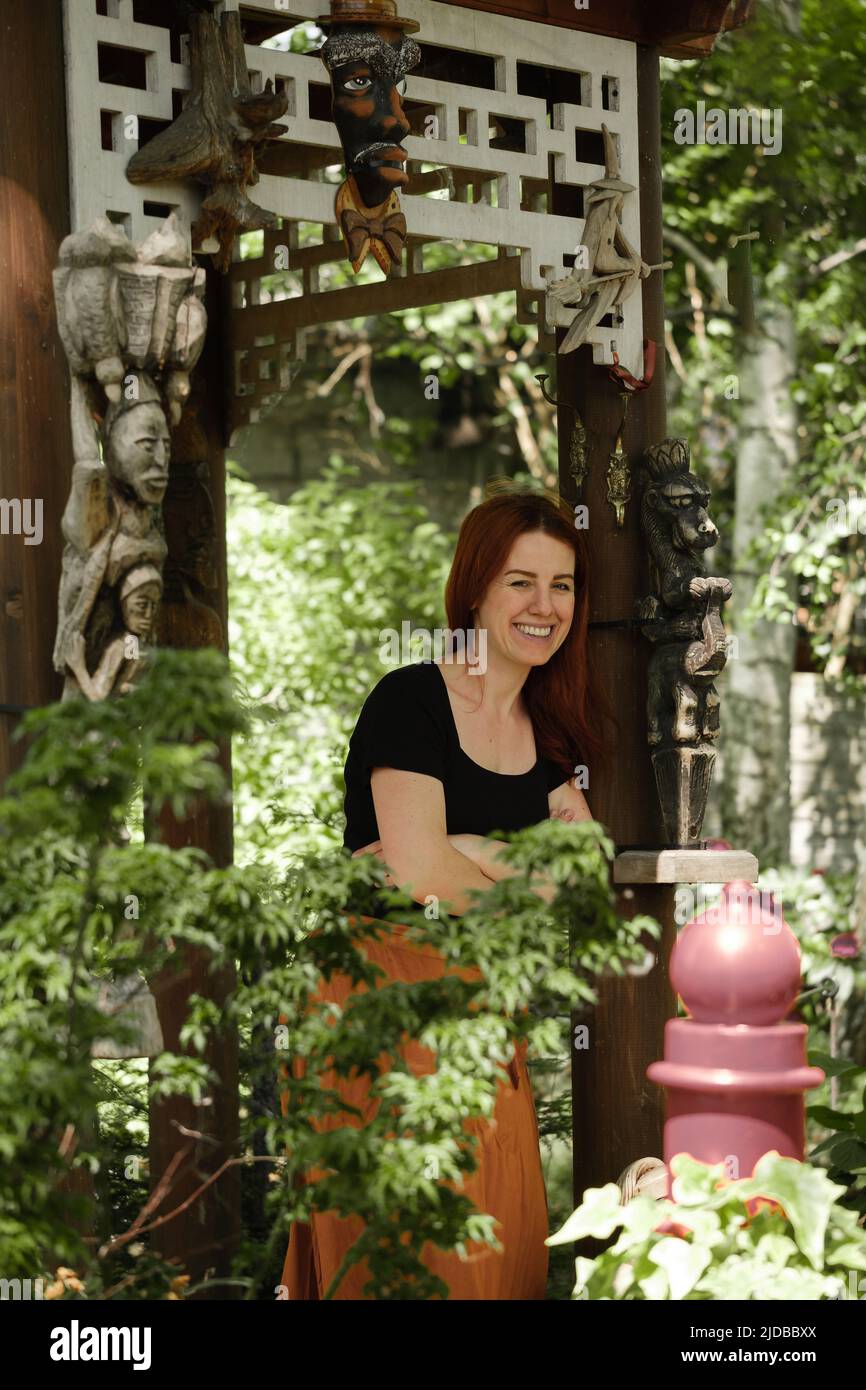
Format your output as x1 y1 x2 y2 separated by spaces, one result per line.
324 26 418 208
318 2 420 272
106 399 171 507
644 475 719 556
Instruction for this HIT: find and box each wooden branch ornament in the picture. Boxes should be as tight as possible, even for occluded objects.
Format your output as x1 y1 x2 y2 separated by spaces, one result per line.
126 10 288 272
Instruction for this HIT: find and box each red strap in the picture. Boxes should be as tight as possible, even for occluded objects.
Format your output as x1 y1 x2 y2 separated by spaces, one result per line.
608 338 657 392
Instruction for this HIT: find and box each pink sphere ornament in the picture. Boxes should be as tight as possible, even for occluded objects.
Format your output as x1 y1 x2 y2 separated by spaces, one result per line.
671 881 801 1026
648 880 824 1182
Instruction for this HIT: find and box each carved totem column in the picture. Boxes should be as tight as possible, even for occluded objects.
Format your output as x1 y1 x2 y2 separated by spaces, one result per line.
637 439 733 846
52 214 206 700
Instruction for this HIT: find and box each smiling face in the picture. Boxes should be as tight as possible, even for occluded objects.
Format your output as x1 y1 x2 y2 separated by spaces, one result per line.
473 531 577 672
323 25 419 208
108 403 171 506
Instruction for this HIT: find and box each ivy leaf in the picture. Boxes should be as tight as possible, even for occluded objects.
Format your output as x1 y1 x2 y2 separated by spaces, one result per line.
744 1152 843 1270
826 1136 866 1171
669 1152 730 1207
649 1237 711 1300
807 1104 854 1129
546 1184 624 1245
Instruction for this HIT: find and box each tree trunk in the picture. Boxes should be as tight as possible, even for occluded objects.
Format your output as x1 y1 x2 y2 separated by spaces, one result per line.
722 296 798 863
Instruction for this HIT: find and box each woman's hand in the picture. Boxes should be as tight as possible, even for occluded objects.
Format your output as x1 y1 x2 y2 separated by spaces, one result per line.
548 779 593 822
351 839 397 888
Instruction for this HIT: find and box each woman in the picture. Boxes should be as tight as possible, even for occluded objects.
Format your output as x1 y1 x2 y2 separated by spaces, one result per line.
281 489 605 1300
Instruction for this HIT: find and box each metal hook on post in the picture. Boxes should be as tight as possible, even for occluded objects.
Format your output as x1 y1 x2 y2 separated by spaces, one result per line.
606 390 632 528
535 373 588 498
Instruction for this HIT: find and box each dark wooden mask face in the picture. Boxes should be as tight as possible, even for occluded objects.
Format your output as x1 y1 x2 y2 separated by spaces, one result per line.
323 26 419 208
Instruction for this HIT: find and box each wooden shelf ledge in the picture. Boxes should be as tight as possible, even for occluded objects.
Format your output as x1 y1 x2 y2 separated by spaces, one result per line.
613 849 760 885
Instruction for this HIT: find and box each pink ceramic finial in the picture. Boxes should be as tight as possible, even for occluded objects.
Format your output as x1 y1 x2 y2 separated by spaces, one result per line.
670 880 802 1027
648 879 824 1178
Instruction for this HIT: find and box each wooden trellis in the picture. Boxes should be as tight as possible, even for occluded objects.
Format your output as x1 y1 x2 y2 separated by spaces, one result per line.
63 0 643 431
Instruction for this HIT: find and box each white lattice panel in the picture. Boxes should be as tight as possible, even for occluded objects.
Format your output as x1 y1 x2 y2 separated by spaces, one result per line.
63 0 644 402
63 0 199 240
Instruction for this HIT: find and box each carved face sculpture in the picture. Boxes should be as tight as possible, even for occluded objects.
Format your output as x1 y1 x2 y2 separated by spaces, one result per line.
120 570 162 639
106 401 171 506
322 25 420 209
653 477 719 554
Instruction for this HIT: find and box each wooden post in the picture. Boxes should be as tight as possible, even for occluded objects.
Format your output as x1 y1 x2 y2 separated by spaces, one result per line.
148 270 241 1292
0 0 69 771
556 46 676 1200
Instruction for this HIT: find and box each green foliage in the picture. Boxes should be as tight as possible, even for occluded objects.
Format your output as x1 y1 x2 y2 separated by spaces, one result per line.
233 818 657 1298
807 1054 866 1216
0 650 245 1286
548 1152 866 1300
757 866 866 1026
661 0 866 678
0 650 658 1298
227 460 453 863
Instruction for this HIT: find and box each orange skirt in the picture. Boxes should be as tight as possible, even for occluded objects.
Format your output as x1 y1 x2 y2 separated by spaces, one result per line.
279 917 549 1300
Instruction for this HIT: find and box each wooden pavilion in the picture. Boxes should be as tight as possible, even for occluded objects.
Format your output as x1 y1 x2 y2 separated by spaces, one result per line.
0 0 752 1285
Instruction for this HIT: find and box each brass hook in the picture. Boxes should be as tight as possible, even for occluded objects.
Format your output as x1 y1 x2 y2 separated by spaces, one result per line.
607 391 632 528
534 374 588 497
534 373 559 407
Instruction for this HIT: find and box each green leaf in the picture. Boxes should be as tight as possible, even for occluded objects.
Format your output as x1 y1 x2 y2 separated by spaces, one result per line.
547 1184 625 1245
744 1152 843 1271
807 1104 855 1130
649 1237 712 1300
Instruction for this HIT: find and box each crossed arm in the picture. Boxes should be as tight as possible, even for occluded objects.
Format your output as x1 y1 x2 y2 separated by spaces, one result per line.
354 767 593 914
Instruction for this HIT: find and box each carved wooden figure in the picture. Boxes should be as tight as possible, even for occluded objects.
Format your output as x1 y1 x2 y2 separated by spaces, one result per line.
65 565 162 702
636 439 732 846
319 0 420 274
126 9 288 273
53 215 206 700
547 124 667 356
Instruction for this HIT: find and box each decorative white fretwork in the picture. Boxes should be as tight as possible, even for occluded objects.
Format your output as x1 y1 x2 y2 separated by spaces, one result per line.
63 0 643 431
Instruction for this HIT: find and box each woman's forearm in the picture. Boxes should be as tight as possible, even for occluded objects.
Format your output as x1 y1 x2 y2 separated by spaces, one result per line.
447 835 557 904
395 845 499 915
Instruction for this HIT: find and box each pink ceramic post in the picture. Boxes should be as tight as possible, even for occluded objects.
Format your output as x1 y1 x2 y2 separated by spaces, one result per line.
647 881 824 1182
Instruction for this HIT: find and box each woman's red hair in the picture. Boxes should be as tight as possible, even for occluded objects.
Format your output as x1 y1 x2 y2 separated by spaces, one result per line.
444 488 610 782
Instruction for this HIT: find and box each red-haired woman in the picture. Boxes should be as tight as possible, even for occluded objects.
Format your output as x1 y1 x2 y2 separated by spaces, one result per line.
281 490 604 1300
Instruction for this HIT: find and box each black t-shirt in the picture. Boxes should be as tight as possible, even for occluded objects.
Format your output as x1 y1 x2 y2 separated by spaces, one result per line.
343 661 567 851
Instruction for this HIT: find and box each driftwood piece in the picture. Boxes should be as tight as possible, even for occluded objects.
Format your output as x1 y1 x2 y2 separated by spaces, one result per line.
126 11 288 273
91 970 165 1061
636 439 733 847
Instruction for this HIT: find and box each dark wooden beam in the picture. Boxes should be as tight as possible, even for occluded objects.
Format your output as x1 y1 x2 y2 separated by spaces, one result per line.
429 0 753 55
555 45 676 1203
148 269 241 1294
0 0 70 775
0 0 97 1236
232 252 522 336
